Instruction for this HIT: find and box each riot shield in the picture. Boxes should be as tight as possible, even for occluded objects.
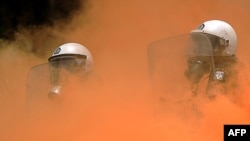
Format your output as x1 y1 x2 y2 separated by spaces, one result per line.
26 63 51 113
147 33 214 120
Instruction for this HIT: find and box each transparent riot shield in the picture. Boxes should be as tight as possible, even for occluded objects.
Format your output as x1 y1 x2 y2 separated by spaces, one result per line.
26 63 51 113
147 33 214 121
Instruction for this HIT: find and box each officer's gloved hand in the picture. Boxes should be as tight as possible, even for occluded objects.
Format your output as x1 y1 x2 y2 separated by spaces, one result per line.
185 57 210 84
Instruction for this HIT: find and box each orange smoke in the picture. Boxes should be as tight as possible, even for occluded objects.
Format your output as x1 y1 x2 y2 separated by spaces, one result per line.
1 0 250 141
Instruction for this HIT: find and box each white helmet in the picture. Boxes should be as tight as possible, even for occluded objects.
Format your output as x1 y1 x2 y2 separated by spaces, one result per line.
191 20 238 56
48 43 93 72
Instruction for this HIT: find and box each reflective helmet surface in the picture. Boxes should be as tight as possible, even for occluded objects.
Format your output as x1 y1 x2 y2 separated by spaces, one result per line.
191 20 238 56
48 43 93 72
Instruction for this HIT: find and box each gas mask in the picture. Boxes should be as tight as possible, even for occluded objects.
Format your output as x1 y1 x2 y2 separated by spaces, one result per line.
185 56 211 84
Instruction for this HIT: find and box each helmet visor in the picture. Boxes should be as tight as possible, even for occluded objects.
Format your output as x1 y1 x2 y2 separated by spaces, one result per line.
191 33 229 56
188 33 214 56
49 55 87 73
49 55 87 85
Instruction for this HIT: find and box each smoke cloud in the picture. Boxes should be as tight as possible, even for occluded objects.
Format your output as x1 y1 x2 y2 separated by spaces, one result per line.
0 0 84 39
0 0 86 57
0 0 250 141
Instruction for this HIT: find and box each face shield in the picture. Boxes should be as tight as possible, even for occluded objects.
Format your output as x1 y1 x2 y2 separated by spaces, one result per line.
26 55 89 106
192 33 236 83
46 55 88 100
48 54 87 85
187 33 223 83
189 33 214 56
